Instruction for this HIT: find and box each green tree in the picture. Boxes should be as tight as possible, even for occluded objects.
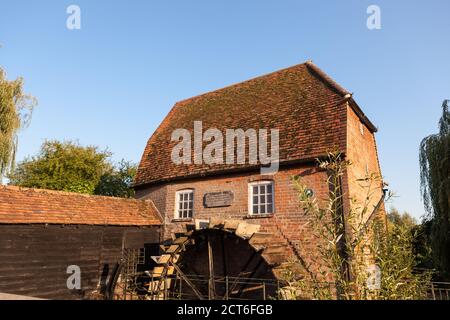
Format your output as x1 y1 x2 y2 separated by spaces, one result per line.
94 159 136 198
387 208 436 274
371 220 431 300
387 208 417 230
419 99 450 280
8 140 137 197
412 220 435 272
9 140 112 194
0 67 36 179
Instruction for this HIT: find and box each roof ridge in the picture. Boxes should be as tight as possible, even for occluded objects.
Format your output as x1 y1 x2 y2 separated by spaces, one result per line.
304 61 351 97
304 61 377 132
175 62 310 106
1 185 144 203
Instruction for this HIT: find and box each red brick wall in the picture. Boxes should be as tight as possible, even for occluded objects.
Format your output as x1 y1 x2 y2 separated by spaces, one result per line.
136 184 167 218
344 103 386 272
136 164 331 278
345 103 385 223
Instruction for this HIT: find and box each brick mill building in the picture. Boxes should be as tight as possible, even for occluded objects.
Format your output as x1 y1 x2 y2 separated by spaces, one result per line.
133 61 385 298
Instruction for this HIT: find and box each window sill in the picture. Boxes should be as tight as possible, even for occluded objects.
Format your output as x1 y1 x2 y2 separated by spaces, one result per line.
171 218 193 223
244 214 274 219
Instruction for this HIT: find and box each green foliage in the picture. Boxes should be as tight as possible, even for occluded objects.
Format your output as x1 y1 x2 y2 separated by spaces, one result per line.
9 140 111 193
0 67 36 178
411 220 435 272
8 140 137 198
419 99 450 280
371 221 432 300
387 208 417 230
279 261 333 300
94 159 136 198
387 208 435 273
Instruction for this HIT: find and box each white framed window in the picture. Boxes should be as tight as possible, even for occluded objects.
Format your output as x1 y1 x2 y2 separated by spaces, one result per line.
248 181 274 215
175 189 194 219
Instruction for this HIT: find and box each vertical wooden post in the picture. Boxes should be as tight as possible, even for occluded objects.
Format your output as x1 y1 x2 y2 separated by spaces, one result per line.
123 268 127 299
207 234 216 299
179 275 182 300
225 276 229 300
151 274 154 300
431 283 436 300
220 233 228 277
164 276 167 300
263 282 266 300
277 280 280 299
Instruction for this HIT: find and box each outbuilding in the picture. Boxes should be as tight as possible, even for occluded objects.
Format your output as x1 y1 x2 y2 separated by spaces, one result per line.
0 185 162 299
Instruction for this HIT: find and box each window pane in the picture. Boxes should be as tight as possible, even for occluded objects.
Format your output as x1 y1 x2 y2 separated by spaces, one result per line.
260 195 265 203
176 191 194 219
259 185 265 193
260 205 266 214
267 194 273 203
253 186 258 194
253 195 258 204
253 205 258 214
267 204 273 213
267 184 273 194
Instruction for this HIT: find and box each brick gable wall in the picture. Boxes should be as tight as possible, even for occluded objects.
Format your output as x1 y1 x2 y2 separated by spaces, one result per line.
344 102 385 223
343 103 386 271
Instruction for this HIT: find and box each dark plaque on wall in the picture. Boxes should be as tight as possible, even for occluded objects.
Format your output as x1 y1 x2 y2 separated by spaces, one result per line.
203 191 234 208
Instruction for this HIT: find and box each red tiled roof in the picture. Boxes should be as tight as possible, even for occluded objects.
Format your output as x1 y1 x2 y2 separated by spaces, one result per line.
135 61 376 187
0 185 162 226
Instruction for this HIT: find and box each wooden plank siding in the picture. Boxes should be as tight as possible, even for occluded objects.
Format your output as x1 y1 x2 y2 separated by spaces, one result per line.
0 224 160 299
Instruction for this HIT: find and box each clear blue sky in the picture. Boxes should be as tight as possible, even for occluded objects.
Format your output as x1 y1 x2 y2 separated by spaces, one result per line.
1 1 449 219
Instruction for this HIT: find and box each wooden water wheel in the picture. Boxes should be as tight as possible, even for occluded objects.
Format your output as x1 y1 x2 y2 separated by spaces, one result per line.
146 218 296 300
